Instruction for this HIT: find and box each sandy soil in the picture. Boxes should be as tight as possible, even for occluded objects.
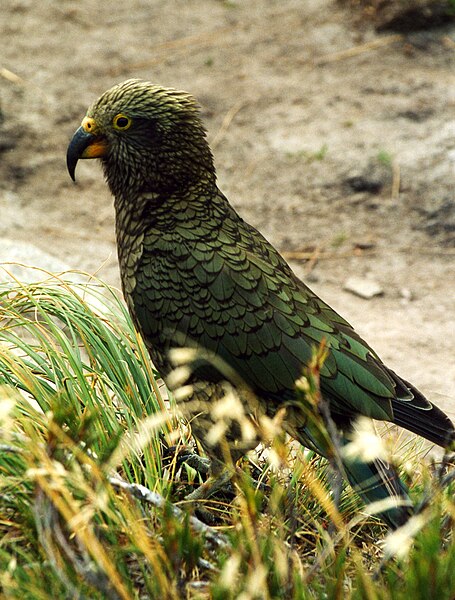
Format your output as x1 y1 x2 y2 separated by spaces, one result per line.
1 0 454 418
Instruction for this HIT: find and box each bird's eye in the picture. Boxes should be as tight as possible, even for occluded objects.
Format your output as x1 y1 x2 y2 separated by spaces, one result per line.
113 114 132 130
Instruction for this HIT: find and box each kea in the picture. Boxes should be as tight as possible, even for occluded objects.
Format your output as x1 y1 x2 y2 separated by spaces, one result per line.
67 79 454 529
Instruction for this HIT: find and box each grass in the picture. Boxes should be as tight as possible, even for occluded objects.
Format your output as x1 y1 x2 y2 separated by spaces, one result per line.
0 271 453 599
286 144 328 162
376 150 393 168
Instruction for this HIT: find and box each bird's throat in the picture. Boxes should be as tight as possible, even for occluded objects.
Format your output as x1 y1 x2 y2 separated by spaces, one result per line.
116 176 225 228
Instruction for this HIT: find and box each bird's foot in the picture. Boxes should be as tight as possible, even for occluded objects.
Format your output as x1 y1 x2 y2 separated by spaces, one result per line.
183 467 236 524
179 452 211 476
185 468 235 502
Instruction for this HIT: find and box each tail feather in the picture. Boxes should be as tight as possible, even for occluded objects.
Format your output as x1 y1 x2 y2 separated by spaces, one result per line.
392 398 455 449
389 371 455 449
296 423 414 529
342 453 413 529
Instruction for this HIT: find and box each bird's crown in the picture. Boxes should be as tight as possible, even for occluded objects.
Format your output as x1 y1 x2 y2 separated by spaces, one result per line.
87 78 202 129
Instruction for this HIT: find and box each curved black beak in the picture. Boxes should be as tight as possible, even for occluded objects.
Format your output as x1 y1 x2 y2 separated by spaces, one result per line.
67 127 95 181
67 125 108 181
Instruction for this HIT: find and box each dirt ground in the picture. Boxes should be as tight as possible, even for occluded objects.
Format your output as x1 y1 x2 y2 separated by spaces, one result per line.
1 0 454 419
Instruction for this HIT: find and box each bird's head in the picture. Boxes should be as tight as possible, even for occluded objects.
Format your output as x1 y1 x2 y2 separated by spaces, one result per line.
67 79 215 196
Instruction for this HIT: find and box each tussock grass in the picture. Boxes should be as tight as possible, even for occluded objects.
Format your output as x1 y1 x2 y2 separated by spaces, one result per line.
0 271 453 598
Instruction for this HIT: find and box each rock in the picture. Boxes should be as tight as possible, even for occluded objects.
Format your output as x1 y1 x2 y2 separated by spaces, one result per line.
375 1 454 33
344 159 392 197
345 176 383 195
0 240 112 316
339 0 455 33
343 276 383 299
415 198 455 246
399 287 414 301
0 239 74 283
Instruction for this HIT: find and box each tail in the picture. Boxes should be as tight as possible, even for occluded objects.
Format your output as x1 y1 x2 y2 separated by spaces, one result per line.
342 448 413 529
294 422 414 529
390 374 455 449
346 373 454 527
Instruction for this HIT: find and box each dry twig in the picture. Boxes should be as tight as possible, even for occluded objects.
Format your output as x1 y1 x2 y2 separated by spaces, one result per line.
315 34 403 65
210 100 247 149
109 476 230 552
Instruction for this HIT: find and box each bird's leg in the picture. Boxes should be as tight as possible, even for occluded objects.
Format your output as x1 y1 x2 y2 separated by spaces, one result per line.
170 378 262 508
183 430 247 504
183 457 239 525
177 452 211 477
185 460 236 502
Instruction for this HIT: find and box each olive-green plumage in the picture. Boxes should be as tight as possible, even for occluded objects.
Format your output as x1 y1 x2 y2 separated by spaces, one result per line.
67 79 455 528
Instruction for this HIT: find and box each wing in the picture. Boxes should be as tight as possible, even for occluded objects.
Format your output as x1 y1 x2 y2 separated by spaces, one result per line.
129 193 443 434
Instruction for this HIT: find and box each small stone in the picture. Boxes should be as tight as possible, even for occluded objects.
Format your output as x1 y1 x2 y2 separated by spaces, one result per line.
345 176 383 195
353 240 376 251
343 276 383 299
399 288 414 301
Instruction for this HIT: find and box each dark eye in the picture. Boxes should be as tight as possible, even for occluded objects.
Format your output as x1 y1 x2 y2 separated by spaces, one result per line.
113 114 132 130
